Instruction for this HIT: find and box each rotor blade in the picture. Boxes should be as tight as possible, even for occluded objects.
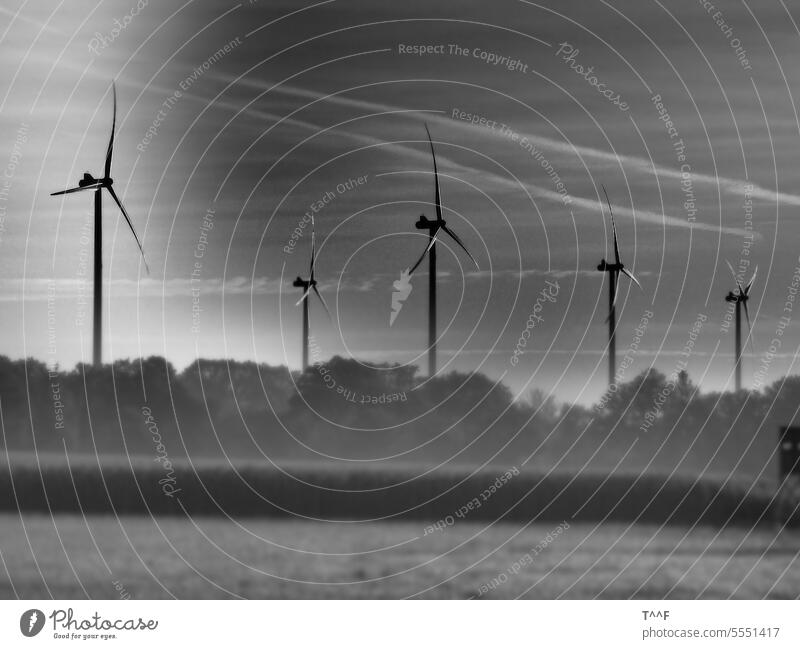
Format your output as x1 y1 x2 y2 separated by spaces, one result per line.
742 299 756 354
602 184 621 266
295 287 311 306
410 229 440 276
51 185 98 195
611 269 620 309
106 185 149 273
409 240 431 275
105 82 116 179
620 266 642 289
745 265 758 294
309 221 316 281
425 227 439 253
312 284 332 320
603 270 620 324
725 260 745 294
424 124 442 223
441 223 479 268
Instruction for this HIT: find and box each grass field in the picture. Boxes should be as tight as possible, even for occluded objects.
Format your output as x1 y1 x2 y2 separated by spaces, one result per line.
0 453 781 526
2 514 799 599
2 453 797 598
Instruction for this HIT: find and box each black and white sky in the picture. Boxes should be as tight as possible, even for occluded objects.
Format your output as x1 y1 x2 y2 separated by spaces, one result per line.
2 0 800 403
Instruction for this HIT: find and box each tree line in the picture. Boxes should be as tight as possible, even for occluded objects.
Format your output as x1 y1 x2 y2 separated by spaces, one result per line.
0 354 792 479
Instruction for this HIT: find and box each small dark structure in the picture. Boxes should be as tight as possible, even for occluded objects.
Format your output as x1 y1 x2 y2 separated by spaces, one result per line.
779 426 800 480
776 426 800 527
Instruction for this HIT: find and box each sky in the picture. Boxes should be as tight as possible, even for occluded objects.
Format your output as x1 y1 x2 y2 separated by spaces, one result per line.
1 0 800 404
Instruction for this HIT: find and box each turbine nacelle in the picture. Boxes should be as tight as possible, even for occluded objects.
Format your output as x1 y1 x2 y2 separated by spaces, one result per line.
416 214 439 229
76 174 112 189
293 277 315 289
725 290 748 303
79 173 101 187
597 259 624 272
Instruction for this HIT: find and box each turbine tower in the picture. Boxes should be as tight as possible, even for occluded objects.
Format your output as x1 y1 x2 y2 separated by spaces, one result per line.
597 185 640 386
294 220 330 370
725 261 757 391
51 82 148 367
409 125 478 378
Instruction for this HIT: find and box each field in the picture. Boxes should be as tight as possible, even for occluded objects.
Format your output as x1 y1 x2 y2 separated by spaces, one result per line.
2 453 798 598
0 453 783 526
2 514 799 599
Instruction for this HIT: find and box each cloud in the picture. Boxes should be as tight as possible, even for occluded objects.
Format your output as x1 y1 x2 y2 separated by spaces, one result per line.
0 275 376 302
460 268 654 280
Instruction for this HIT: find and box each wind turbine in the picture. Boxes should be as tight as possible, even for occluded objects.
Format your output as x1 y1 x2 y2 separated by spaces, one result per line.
294 220 330 371
725 261 757 391
597 185 640 386
51 82 148 367
408 125 478 378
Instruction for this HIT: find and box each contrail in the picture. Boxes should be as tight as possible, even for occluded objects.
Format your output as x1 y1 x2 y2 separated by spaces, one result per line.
0 6 64 35
59 65 756 238
146 74 755 237
377 148 752 237
227 75 800 208
202 78 747 236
